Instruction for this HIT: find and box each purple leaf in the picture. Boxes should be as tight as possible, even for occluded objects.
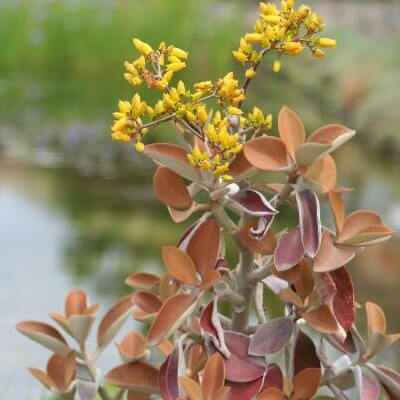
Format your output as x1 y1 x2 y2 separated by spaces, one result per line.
249 214 275 240
330 267 355 332
200 300 230 357
274 227 305 271
293 330 320 376
325 331 357 355
230 189 278 216
158 347 179 400
362 374 380 400
369 365 400 400
225 376 265 400
249 318 294 356
224 331 267 383
296 188 321 257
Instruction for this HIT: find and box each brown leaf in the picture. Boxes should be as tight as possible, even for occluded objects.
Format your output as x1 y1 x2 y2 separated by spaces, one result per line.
292 368 321 400
302 305 340 334
313 230 355 273
117 331 148 360
244 136 288 171
153 167 192 209
147 294 197 345
307 124 356 148
336 211 394 246
125 272 160 289
179 377 203 400
105 362 159 391
168 203 206 224
97 296 134 349
257 387 285 400
28 368 56 390
229 150 255 181
241 223 276 255
366 302 386 335
162 246 199 285
16 321 70 356
200 270 222 291
132 291 163 314
202 353 225 400
144 143 202 183
328 190 346 232
186 220 220 280
278 105 305 161
65 290 88 317
301 155 337 194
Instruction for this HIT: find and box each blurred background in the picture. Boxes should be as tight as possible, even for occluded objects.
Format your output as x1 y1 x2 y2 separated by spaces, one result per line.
0 0 399 397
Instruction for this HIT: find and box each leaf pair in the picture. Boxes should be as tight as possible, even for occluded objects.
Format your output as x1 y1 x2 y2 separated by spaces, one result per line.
178 353 230 400
29 351 76 394
364 302 400 361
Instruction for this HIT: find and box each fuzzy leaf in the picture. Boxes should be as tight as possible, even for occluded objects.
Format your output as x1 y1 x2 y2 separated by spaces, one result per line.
105 362 159 391
97 296 134 349
274 227 305 271
162 246 199 285
301 155 337 194
230 189 278 216
225 376 265 400
293 330 320 376
368 364 400 399
302 305 341 335
148 294 197 345
144 143 202 183
186 219 221 280
292 368 321 400
125 272 160 290
159 347 179 400
314 230 355 273
296 188 321 257
278 105 305 161
249 318 293 356
307 124 356 156
224 331 267 383
202 353 226 400
361 374 380 400
179 377 203 400
295 142 332 168
132 291 162 314
16 321 70 356
153 167 192 209
244 136 289 171
117 331 148 361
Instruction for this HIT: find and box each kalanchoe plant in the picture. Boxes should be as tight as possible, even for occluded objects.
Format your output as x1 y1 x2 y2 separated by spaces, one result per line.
17 1 399 400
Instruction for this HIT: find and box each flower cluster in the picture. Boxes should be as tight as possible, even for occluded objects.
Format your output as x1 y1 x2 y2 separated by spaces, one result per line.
124 39 187 91
111 95 148 152
187 111 244 181
233 1 336 73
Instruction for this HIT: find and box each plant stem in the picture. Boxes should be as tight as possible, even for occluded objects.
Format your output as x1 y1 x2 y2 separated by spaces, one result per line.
231 248 255 332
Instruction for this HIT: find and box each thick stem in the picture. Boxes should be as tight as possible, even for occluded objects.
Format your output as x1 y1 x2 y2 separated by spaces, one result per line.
231 248 255 332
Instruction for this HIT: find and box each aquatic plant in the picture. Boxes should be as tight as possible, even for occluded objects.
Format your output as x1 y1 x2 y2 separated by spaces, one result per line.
17 2 399 399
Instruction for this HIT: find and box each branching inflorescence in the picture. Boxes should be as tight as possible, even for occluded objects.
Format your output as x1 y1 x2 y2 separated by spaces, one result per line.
17 2 399 400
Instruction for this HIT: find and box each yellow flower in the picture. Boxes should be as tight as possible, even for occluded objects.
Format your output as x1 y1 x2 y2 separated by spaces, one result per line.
284 41 303 55
233 50 248 63
133 38 153 55
227 106 243 115
245 33 263 43
316 38 337 48
261 15 281 25
135 142 145 152
222 174 234 182
273 59 281 73
245 68 256 78
167 62 186 72
170 47 188 60
313 48 325 58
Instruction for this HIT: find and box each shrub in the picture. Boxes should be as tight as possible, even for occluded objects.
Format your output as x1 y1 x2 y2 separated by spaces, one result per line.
17 1 399 399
